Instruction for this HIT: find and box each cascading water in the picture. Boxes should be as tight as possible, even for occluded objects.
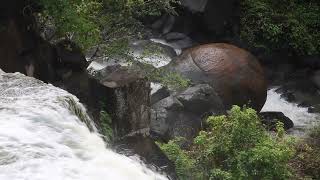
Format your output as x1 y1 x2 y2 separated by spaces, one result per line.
0 70 167 180
261 88 320 135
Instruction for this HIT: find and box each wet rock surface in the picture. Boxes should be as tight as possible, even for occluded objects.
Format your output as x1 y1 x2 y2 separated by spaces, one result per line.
259 112 294 130
114 135 178 180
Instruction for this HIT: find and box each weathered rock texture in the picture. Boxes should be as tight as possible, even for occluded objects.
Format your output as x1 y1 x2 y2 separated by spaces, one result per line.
103 80 151 138
151 84 224 142
115 135 178 179
150 43 267 142
259 112 294 130
166 43 267 111
0 0 57 81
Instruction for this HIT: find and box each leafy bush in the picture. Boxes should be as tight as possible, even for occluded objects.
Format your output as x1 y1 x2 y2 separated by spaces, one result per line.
157 138 200 179
241 0 320 55
159 106 295 180
291 125 320 179
37 0 189 88
38 0 177 51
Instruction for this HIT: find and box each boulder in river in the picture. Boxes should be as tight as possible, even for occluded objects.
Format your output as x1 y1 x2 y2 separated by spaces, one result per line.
151 43 267 142
164 43 268 111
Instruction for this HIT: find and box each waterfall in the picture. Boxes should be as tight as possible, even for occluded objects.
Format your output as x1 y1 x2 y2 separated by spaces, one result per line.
261 88 320 135
0 71 167 180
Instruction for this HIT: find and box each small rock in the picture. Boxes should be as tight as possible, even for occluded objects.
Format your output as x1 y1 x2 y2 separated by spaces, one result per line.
259 112 294 130
280 92 296 102
151 83 170 105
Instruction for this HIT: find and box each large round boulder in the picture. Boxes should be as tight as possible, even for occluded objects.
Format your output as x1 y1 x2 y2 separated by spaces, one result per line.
165 43 267 111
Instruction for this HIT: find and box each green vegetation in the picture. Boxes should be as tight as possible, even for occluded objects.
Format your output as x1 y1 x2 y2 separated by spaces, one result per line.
38 0 177 51
241 0 320 55
291 125 320 179
156 138 199 179
100 110 113 142
99 101 113 142
37 0 191 89
158 106 295 180
151 70 191 89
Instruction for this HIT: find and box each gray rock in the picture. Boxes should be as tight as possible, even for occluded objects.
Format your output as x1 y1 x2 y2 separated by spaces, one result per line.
151 96 183 140
259 112 294 130
150 44 267 142
177 84 224 114
150 84 224 142
129 40 176 68
87 57 145 88
164 43 267 111
151 14 176 34
87 39 178 88
151 83 170 105
180 0 208 12
114 135 178 180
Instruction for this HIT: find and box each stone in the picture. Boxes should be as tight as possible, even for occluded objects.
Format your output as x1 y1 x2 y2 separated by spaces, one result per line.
163 33 195 50
55 40 88 71
150 84 224 142
151 83 170 105
114 135 178 179
259 112 294 130
129 40 177 68
165 43 268 111
176 84 224 114
180 0 208 12
280 92 296 102
312 70 320 89
87 57 145 88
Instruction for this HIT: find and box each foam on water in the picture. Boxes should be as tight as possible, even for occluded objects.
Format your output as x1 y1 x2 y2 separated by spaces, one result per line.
261 88 320 135
0 72 167 180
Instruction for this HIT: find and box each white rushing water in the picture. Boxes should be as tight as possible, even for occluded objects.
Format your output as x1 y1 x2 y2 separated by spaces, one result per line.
261 88 320 135
0 71 167 180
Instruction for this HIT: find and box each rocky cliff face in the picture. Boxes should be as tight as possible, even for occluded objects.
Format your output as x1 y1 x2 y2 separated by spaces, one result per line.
0 0 151 139
0 0 57 82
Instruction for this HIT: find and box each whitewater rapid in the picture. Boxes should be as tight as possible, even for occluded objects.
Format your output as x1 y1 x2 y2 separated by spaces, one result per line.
0 71 167 180
261 88 320 135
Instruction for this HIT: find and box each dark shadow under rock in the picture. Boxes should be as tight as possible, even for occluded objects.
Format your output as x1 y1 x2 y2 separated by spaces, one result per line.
259 112 294 130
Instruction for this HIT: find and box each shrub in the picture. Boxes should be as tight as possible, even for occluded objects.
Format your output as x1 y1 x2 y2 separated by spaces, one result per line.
159 106 295 180
38 0 177 51
157 138 200 180
291 125 320 179
241 0 320 55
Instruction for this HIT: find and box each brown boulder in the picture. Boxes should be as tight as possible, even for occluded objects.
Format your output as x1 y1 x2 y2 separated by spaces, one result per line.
165 43 267 111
